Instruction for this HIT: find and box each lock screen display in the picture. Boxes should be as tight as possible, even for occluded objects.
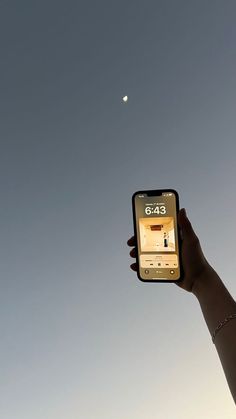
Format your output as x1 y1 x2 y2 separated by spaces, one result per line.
133 191 181 281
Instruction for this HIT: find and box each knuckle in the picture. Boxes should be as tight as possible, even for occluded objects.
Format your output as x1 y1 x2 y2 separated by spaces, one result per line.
191 234 200 245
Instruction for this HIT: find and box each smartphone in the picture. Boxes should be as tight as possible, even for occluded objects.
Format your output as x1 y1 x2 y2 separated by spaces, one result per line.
132 189 183 282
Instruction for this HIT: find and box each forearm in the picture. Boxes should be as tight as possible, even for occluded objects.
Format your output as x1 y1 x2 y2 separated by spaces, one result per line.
193 266 236 404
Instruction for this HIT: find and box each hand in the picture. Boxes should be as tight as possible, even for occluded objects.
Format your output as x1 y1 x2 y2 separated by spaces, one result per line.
127 208 212 293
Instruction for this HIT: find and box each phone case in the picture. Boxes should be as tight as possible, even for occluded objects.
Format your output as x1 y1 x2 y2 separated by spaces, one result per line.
132 189 183 283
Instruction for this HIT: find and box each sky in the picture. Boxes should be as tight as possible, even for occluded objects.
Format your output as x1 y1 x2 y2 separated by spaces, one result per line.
0 1 236 418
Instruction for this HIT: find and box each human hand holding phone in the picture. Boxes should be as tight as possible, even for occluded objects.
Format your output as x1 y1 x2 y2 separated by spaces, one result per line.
128 207 212 293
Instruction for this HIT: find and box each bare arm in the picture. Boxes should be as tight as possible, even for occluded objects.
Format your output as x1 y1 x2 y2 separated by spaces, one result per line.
193 266 236 404
128 207 236 404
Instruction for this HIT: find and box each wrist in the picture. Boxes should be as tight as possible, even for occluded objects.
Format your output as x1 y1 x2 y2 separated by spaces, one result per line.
191 264 219 299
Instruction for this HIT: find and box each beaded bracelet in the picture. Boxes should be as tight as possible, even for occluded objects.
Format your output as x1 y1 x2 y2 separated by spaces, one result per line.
212 314 236 343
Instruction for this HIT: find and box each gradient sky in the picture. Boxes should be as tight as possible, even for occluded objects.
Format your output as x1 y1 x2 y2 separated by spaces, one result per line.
1 1 236 418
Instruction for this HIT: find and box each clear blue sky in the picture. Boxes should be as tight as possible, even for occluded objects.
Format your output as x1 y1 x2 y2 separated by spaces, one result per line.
1 1 236 417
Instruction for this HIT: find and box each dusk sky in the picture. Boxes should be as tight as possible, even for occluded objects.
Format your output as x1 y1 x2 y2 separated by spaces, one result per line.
1 1 236 417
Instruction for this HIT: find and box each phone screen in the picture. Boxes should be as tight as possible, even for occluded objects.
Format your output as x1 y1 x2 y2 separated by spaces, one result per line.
132 189 182 282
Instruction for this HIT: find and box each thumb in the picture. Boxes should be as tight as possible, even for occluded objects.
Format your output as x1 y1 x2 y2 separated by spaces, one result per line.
178 208 198 241
177 208 212 288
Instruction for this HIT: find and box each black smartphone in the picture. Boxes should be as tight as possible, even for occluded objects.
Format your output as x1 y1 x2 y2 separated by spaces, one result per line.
132 189 183 282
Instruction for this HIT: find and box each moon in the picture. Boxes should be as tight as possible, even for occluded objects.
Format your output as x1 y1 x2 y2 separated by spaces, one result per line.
122 95 128 103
